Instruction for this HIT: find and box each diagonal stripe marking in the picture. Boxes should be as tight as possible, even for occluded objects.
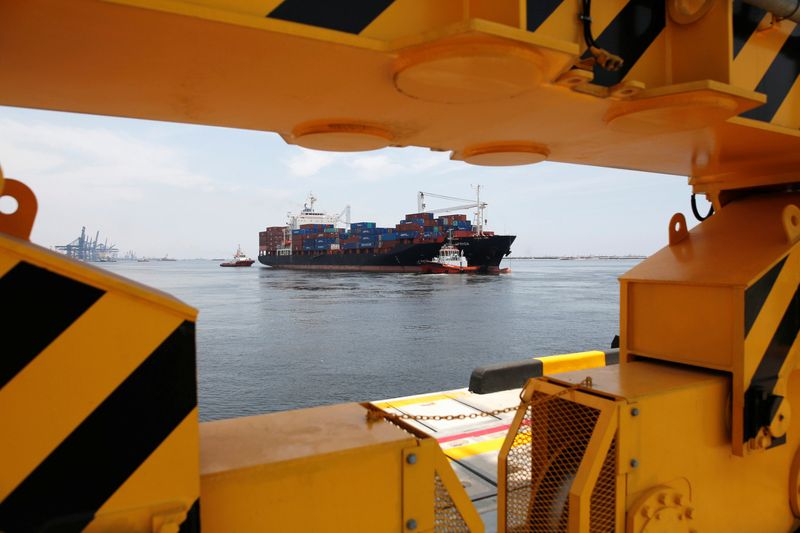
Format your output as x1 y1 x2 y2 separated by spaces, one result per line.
745 250 799 380
267 0 395 35
588 0 666 88
0 321 196 533
526 0 564 32
86 409 199 531
732 15 793 91
745 256 787 338
732 0 767 59
741 23 800 123
749 283 800 389
0 262 104 389
772 73 800 127
439 424 510 445
0 293 183 501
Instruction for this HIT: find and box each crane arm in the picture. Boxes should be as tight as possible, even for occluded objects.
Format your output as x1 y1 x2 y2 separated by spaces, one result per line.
1 0 798 194
424 203 484 215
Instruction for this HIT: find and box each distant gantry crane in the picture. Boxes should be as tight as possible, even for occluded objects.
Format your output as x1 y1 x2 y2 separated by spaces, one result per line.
55 226 119 262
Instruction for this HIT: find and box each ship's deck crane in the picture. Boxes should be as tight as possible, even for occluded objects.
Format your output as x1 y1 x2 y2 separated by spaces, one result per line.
1 0 799 532
418 187 489 235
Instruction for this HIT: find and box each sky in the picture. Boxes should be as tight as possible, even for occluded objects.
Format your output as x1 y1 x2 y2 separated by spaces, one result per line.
0 105 701 259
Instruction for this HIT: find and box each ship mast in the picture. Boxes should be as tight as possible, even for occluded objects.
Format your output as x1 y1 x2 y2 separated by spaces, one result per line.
473 185 484 237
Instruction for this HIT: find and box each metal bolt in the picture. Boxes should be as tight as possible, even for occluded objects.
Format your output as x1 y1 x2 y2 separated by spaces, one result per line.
630 458 639 468
406 518 418 530
631 407 640 416
406 453 417 465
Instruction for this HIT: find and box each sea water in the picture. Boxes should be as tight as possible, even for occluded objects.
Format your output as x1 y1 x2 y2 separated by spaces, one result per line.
100 258 637 421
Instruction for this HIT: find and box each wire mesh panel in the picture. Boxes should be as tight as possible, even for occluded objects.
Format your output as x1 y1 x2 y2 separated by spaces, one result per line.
434 471 469 532
503 391 609 532
589 437 617 532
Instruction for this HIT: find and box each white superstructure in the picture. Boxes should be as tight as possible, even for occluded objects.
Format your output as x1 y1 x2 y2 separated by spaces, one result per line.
287 193 350 230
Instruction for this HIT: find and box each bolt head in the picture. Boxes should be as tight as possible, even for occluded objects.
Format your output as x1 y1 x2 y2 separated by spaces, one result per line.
406 518 418 530
631 407 640 416
630 458 639 468
407 453 417 465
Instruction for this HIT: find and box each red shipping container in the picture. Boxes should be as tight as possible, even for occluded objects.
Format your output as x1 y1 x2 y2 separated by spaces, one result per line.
396 223 422 232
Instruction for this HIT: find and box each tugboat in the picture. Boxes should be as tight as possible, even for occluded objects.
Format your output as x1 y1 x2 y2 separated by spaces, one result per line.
419 242 481 274
220 245 255 267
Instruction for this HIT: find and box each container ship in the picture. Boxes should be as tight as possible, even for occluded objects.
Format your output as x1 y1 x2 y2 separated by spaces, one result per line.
258 191 515 273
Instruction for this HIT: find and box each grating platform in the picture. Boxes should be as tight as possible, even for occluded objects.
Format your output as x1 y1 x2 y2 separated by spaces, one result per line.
373 388 523 532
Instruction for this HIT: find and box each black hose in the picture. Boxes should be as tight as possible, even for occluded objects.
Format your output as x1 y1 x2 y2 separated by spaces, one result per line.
691 194 715 221
580 0 597 48
578 0 623 71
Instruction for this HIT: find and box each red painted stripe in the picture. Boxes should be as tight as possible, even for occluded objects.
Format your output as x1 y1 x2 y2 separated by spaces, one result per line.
438 424 511 444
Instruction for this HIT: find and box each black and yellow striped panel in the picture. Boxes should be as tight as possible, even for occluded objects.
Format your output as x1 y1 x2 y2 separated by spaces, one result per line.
268 0 394 34
0 259 199 532
742 247 800 447
265 0 668 89
733 0 800 129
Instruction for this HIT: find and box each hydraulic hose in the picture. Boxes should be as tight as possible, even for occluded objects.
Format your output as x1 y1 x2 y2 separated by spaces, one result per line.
691 194 715 221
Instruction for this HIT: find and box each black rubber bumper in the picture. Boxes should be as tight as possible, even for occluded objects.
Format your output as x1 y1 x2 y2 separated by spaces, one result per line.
469 349 619 394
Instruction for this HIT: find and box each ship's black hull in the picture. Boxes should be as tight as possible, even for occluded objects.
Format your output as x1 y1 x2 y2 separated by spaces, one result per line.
258 235 515 273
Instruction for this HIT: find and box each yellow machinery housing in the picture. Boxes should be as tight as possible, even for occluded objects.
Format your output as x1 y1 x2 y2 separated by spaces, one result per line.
1 0 800 531
0 180 200 531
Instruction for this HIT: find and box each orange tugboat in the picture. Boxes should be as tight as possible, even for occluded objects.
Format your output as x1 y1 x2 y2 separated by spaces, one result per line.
220 245 254 267
419 242 480 274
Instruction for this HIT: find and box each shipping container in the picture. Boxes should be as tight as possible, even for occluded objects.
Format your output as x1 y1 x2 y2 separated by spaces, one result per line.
350 222 377 230
404 212 434 221
396 223 422 232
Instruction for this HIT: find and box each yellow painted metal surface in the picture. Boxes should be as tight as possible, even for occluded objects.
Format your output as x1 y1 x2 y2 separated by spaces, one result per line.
199 402 482 532
0 223 199 529
500 362 800 532
537 350 607 375
0 0 797 190
1 0 799 530
621 191 800 455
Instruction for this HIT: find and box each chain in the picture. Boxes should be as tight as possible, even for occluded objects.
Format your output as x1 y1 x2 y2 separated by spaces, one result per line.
369 377 593 423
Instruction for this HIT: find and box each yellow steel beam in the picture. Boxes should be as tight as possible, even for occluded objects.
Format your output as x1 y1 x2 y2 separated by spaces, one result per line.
0 0 797 191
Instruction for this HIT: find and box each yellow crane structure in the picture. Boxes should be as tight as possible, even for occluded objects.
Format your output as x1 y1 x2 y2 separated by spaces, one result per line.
0 0 798 531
